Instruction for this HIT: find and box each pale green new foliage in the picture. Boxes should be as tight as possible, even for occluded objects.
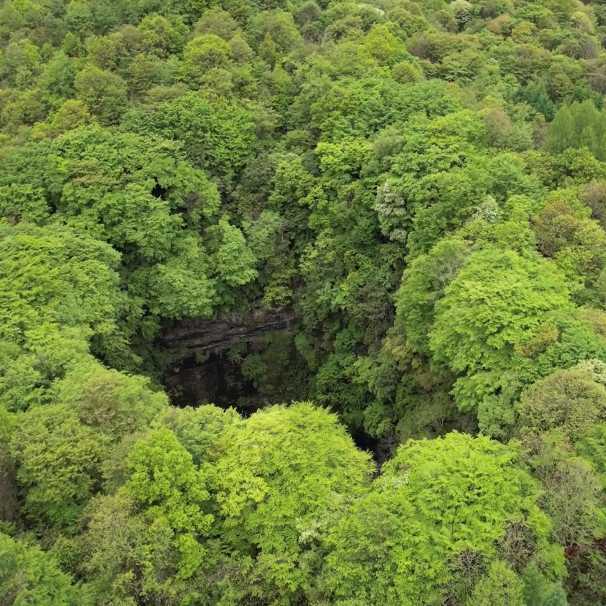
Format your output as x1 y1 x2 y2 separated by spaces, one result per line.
212 402 373 601
10 404 107 527
361 24 409 66
44 99 92 136
0 223 125 411
467 561 525 606
0 327 89 412
429 247 573 429
210 217 258 287
126 427 212 538
161 404 242 465
8 363 168 530
430 247 572 376
0 223 122 346
82 428 214 604
181 34 232 84
124 429 212 587
395 236 469 354
320 432 564 605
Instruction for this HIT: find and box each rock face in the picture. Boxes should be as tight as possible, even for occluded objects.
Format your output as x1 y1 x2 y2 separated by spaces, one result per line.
159 309 299 408
159 309 296 357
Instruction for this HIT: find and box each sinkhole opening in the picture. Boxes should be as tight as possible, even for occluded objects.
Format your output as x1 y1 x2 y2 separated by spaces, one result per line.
163 331 310 414
160 327 390 460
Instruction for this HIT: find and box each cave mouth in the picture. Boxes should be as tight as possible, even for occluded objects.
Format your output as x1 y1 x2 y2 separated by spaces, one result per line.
165 350 262 411
159 320 390 460
163 330 311 414
163 342 393 462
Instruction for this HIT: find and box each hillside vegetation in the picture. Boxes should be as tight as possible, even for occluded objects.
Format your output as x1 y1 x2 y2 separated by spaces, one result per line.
2 0 606 603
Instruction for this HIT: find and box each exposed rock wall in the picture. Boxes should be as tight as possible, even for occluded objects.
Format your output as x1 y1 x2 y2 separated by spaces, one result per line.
159 309 300 408
159 309 296 357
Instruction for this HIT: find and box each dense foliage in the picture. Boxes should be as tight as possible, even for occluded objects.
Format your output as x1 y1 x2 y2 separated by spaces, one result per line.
3 0 606 603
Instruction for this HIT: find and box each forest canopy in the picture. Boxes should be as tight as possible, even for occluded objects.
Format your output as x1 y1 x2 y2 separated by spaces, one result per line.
3 0 606 604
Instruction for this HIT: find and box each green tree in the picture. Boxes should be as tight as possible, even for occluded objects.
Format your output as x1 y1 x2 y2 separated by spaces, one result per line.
82 428 213 605
10 403 107 528
532 197 606 301
319 432 565 605
467 561 525 606
546 101 606 160
74 65 128 125
0 223 126 411
121 93 257 186
54 363 168 440
395 236 470 355
207 216 258 300
517 361 606 441
211 403 373 602
0 532 87 605
0 405 17 524
181 34 232 85
160 404 242 465
429 247 573 433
